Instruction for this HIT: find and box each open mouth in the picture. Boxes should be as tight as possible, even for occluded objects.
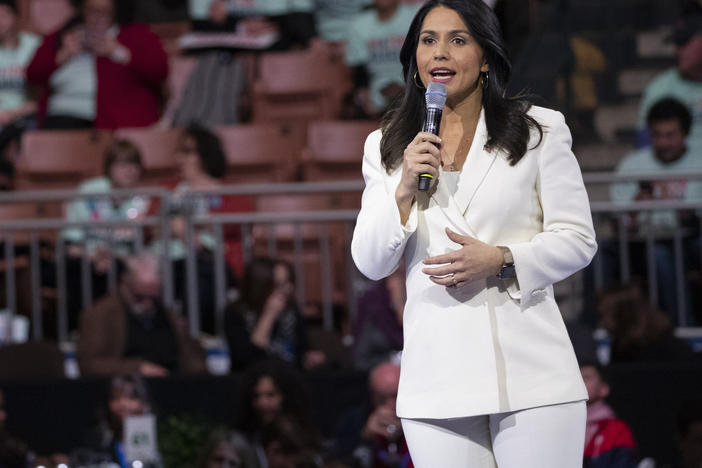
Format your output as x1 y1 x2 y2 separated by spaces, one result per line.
430 68 456 82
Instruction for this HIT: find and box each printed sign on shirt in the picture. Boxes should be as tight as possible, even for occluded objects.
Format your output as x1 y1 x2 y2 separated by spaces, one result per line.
124 414 159 463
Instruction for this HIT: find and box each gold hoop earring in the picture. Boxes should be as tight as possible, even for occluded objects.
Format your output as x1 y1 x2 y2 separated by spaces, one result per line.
413 71 425 89
482 71 489 90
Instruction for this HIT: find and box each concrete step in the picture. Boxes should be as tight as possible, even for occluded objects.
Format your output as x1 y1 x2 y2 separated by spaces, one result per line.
618 68 663 97
594 100 639 143
637 29 676 59
575 142 631 171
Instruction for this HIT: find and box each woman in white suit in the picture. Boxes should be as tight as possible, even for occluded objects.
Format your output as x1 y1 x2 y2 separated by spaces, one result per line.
351 1 597 467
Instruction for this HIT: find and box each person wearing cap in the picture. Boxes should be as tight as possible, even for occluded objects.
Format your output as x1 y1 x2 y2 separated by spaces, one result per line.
636 8 702 154
0 0 40 127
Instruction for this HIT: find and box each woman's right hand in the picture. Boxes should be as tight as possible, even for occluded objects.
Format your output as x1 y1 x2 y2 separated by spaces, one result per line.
56 28 84 65
395 132 442 221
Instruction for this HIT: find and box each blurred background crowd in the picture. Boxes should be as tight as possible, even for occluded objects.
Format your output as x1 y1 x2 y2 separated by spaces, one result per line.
0 0 701 467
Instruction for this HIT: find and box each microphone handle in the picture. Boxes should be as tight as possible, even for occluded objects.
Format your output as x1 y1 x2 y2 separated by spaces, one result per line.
418 108 442 192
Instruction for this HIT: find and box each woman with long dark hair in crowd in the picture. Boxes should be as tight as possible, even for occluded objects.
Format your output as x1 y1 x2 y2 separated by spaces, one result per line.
224 257 313 371
73 375 158 467
598 284 695 363
235 360 319 468
351 0 597 466
151 124 253 334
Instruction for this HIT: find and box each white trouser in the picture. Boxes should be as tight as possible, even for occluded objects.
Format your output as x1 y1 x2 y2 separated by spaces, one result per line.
401 400 586 468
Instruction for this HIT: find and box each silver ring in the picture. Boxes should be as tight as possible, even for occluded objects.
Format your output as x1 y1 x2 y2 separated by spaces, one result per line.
449 273 455 278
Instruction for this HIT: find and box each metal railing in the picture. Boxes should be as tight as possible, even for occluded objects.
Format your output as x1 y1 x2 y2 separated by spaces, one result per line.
2 176 702 345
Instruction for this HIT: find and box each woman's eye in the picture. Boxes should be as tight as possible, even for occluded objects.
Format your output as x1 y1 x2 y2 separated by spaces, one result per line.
452 37 466 45
422 37 435 45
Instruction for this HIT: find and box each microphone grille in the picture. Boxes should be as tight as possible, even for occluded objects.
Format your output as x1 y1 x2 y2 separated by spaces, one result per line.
425 82 447 110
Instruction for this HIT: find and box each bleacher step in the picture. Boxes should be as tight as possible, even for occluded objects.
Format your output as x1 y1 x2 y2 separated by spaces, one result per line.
636 29 676 59
594 101 639 143
576 142 631 172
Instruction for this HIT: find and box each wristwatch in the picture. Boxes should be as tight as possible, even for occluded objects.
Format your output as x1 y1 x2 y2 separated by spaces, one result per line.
496 246 515 279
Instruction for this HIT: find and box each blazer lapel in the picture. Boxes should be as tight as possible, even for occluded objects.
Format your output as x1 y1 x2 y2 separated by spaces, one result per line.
426 168 476 236
453 109 495 216
429 109 495 237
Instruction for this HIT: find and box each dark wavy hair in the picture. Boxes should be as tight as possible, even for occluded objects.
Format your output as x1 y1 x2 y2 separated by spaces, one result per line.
240 257 295 316
70 0 135 25
646 97 692 135
380 0 543 172
183 124 228 179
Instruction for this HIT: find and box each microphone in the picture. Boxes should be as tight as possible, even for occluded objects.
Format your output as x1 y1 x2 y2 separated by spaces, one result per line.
418 82 447 192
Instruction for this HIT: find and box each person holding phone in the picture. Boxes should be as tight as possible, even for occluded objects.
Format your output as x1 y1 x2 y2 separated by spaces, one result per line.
26 0 168 130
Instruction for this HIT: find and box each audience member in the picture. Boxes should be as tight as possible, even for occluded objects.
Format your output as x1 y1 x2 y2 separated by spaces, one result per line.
59 139 149 330
196 429 259 468
352 264 405 371
150 124 252 333
336 361 411 468
597 284 696 363
261 414 322 468
225 257 323 371
76 253 207 376
190 0 316 50
0 389 31 468
72 375 159 467
0 0 40 127
314 0 371 44
345 0 419 118
610 97 702 323
637 8 702 151
64 139 149 258
26 0 168 129
236 360 318 468
580 361 638 468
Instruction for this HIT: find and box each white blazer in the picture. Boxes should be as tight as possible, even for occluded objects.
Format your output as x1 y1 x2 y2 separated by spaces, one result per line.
351 106 596 419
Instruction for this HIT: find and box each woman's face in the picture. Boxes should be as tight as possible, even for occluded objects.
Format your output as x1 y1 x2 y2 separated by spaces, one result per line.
416 6 488 105
83 0 115 31
108 385 146 421
109 160 141 188
273 264 294 300
253 376 283 425
0 5 17 40
176 135 203 182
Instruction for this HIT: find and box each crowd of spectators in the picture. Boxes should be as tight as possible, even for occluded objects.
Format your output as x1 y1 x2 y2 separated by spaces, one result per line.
1 0 702 467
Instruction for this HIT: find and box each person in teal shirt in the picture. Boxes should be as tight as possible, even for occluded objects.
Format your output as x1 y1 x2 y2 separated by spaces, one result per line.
637 10 702 153
345 0 419 117
0 0 40 126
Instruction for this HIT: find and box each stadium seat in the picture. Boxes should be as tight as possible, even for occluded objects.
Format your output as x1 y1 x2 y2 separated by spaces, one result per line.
114 127 182 185
251 50 352 124
216 123 305 183
16 130 110 190
300 120 379 181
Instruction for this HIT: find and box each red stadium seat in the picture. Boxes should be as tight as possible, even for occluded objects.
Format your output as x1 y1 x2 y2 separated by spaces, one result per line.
251 50 352 124
216 123 305 183
114 127 182 184
16 130 110 190
300 120 379 181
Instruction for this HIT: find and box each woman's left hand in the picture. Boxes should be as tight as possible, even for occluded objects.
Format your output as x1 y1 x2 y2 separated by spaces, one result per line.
422 228 503 288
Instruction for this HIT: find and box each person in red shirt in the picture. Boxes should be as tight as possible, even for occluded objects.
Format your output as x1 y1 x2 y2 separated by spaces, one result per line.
26 0 168 130
580 361 638 468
